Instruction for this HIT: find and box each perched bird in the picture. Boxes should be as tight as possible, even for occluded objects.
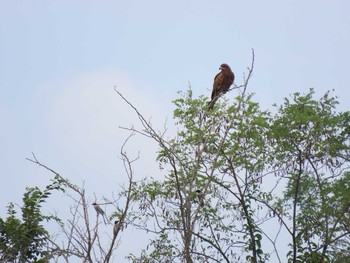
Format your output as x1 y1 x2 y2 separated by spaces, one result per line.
113 220 120 236
208 63 235 110
195 190 205 207
92 202 108 225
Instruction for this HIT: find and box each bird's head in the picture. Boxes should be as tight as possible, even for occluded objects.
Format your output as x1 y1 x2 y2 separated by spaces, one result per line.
220 63 231 70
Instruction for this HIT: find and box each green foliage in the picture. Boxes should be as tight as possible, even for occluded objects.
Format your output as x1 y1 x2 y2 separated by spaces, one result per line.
0 177 65 262
270 89 350 262
332 249 350 263
271 89 349 169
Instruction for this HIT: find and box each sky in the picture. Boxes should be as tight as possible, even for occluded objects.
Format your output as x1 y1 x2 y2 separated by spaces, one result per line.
1 0 350 261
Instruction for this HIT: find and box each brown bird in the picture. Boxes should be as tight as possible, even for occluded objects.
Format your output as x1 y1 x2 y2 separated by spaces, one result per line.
208 63 235 110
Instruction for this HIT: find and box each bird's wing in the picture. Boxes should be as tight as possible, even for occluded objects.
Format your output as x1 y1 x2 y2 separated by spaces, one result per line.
211 71 224 100
221 70 235 94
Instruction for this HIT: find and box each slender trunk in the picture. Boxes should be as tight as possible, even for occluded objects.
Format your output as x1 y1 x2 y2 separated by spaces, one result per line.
231 170 258 263
292 151 303 262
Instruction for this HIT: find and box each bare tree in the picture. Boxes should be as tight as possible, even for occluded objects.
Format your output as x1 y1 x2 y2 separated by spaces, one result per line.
26 133 138 262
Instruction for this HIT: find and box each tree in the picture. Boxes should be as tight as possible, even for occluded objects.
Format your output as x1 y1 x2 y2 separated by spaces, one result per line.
269 89 350 262
0 179 64 262
120 54 272 263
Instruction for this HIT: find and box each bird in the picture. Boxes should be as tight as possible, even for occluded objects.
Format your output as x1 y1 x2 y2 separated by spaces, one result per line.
208 63 235 110
195 190 205 207
92 202 108 225
113 220 120 236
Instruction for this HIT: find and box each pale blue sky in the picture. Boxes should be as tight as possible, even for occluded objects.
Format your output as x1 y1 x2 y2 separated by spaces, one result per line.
1 0 349 261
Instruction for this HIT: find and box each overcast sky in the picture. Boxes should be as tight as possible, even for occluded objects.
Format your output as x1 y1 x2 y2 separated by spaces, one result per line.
1 0 349 261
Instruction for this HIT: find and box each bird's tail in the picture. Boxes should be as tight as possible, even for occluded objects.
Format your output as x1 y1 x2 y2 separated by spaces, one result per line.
103 214 109 225
207 97 218 110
